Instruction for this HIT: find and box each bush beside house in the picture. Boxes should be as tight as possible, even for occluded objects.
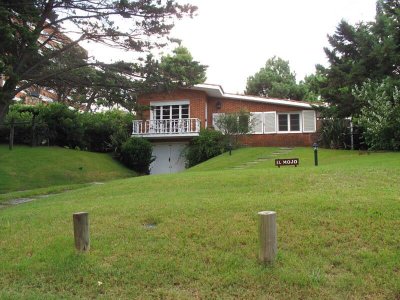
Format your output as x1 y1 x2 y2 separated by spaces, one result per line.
0 103 151 172
185 129 225 168
120 137 154 174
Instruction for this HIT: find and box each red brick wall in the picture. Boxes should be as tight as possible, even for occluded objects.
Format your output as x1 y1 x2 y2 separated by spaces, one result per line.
137 90 207 126
239 133 317 147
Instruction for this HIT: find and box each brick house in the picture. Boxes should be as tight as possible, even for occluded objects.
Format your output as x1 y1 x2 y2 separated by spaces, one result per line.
133 83 318 174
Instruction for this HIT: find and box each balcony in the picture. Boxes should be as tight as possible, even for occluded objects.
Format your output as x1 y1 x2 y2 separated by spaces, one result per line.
132 118 201 138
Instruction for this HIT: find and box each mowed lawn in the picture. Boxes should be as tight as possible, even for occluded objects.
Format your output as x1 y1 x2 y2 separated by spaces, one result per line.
0 145 136 194
0 148 399 299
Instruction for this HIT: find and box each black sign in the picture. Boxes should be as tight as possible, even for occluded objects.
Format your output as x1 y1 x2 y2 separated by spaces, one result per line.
275 158 299 168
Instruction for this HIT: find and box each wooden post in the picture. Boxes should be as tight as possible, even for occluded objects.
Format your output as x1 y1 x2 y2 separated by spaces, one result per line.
9 118 14 150
73 212 90 252
258 211 277 264
31 114 36 147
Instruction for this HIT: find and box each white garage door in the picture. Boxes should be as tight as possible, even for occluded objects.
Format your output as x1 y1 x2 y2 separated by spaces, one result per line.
150 142 187 175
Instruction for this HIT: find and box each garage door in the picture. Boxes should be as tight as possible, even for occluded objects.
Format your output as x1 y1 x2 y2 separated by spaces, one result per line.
150 142 187 175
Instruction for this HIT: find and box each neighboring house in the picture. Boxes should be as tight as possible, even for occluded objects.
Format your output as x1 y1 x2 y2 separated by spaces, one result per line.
133 83 319 174
0 24 88 107
13 86 58 105
0 75 57 105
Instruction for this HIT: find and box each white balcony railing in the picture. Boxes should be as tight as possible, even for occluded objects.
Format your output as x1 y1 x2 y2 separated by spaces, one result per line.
132 118 200 137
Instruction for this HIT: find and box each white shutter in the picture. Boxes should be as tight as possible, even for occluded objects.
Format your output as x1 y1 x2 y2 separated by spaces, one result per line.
264 112 276 133
212 113 224 131
250 112 263 134
302 110 316 132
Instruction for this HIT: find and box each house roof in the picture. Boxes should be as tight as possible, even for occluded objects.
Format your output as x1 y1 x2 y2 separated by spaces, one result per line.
190 83 316 109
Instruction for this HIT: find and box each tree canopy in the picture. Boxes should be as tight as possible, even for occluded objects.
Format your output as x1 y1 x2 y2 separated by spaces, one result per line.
353 78 400 150
245 56 305 100
317 0 400 118
0 0 202 122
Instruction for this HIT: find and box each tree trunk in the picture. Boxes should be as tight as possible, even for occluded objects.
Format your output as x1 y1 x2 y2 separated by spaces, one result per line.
9 118 14 150
0 101 9 124
31 114 37 147
84 91 97 112
0 80 18 124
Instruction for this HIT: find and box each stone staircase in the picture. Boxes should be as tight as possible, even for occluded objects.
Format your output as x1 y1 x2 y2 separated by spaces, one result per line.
229 147 293 170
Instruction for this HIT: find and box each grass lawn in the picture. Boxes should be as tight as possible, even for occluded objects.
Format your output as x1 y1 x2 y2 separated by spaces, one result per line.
0 147 399 299
0 145 136 195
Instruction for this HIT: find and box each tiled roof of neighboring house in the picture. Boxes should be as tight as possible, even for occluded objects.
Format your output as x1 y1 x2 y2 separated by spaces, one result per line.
14 87 57 104
190 83 319 109
3 23 87 106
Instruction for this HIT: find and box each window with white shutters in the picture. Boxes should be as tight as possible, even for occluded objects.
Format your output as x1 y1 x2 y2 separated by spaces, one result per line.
302 110 316 132
250 113 263 134
264 112 277 133
212 113 224 131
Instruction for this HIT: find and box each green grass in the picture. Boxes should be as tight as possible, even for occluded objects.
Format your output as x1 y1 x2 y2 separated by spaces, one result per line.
187 146 283 171
0 147 400 299
0 183 93 204
0 145 136 194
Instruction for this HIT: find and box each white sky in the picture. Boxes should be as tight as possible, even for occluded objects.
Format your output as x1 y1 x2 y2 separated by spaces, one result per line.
85 0 378 94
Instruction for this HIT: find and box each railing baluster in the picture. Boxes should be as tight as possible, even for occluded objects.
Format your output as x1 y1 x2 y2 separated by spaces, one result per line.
133 118 200 135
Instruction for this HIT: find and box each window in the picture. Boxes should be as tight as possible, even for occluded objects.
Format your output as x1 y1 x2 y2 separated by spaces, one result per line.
238 114 249 133
278 114 288 131
212 113 224 131
264 112 276 133
251 112 264 134
151 104 189 120
278 113 301 132
302 110 316 132
290 114 300 131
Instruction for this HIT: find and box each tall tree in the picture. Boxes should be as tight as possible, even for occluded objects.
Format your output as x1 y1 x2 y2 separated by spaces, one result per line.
298 71 327 103
67 46 206 112
137 46 207 95
318 0 400 118
0 0 198 123
159 46 207 89
46 64 143 112
245 56 305 100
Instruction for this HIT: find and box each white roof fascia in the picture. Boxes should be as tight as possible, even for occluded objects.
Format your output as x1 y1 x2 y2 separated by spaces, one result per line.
222 93 313 109
191 83 315 109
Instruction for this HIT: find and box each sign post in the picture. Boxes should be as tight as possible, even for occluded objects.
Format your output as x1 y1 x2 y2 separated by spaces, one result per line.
313 143 318 166
275 158 299 168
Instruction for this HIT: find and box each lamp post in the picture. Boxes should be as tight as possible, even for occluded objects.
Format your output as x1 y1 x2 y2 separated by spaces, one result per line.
313 143 318 166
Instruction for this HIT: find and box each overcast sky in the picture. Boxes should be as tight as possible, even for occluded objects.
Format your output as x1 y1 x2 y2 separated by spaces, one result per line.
86 0 378 94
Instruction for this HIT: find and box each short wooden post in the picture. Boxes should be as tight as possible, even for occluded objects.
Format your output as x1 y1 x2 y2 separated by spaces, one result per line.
73 212 90 252
31 114 36 147
9 118 14 150
258 211 277 264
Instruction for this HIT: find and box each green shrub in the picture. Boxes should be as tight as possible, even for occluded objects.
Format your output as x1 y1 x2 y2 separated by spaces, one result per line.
186 129 224 168
120 137 154 174
1 104 48 146
353 79 400 150
2 103 134 152
3 105 34 144
39 103 84 148
82 110 134 152
214 110 255 148
318 118 351 149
